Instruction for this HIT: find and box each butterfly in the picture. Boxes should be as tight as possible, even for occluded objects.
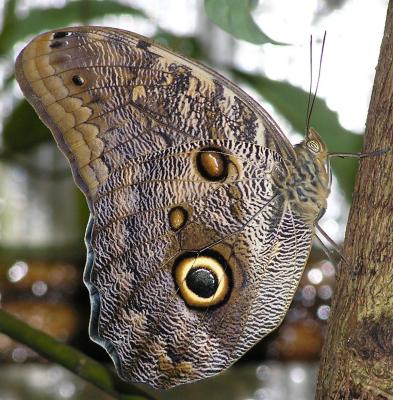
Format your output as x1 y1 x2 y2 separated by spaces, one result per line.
15 26 331 389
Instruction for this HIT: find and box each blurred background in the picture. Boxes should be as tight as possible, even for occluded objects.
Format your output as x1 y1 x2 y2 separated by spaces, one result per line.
0 0 388 399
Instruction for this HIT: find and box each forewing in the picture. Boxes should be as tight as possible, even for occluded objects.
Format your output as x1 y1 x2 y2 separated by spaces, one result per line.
15 26 295 205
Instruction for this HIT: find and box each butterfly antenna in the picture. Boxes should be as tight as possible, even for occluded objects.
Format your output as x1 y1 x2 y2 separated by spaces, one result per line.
306 31 327 136
305 35 313 135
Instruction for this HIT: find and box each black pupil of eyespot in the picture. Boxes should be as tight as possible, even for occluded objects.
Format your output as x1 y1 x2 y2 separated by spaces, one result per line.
72 75 84 86
186 268 218 298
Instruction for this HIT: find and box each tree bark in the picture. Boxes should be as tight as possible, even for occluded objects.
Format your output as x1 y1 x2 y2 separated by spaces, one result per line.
316 2 393 399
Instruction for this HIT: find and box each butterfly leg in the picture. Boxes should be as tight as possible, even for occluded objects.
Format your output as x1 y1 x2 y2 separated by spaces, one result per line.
326 148 389 190
328 148 389 160
315 223 351 268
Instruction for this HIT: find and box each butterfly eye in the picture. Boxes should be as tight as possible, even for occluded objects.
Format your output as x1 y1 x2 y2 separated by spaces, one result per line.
168 206 188 231
306 139 321 153
195 147 228 181
173 251 232 309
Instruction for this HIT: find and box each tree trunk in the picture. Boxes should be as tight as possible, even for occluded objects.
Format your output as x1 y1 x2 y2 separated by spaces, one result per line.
315 2 393 399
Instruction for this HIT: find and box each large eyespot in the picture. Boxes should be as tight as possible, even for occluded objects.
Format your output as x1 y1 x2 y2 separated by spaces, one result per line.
195 147 229 181
173 250 233 309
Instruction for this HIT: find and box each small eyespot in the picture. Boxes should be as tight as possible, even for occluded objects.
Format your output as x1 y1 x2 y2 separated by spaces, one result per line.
195 147 228 181
172 250 233 309
53 31 70 39
306 139 321 153
168 206 188 231
72 75 85 86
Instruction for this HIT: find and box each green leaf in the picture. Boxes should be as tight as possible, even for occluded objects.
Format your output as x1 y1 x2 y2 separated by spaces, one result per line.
204 0 282 45
232 69 363 198
153 31 206 60
0 1 146 55
2 99 51 153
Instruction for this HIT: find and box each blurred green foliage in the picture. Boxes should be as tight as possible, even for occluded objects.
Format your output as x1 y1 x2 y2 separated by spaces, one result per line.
3 100 51 154
154 30 207 60
204 0 283 44
0 0 145 55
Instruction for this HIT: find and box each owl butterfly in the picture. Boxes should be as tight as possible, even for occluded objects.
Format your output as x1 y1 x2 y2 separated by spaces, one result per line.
16 26 332 389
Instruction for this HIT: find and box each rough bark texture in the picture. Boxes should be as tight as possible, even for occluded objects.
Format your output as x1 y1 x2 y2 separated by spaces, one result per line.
316 2 393 399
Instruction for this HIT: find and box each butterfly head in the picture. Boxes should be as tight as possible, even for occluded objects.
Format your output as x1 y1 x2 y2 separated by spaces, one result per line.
305 127 328 157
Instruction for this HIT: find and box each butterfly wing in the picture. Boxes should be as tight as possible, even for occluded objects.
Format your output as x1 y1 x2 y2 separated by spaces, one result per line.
83 139 312 389
15 26 295 204
15 26 312 389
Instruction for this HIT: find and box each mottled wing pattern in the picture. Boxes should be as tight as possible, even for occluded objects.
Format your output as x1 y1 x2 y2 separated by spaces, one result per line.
15 26 295 203
15 26 313 389
83 139 312 388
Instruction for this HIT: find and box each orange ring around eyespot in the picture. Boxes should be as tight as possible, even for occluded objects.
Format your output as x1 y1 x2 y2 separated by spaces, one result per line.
174 255 230 308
